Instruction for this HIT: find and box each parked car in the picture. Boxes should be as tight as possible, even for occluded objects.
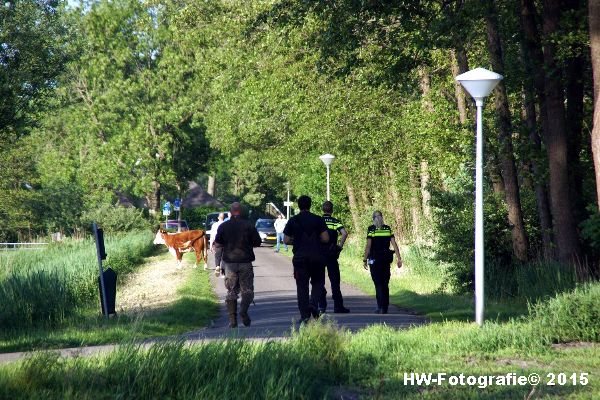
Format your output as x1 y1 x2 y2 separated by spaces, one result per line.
159 220 189 233
255 218 277 245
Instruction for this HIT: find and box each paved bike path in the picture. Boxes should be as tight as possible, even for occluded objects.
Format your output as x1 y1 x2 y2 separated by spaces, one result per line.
183 246 426 339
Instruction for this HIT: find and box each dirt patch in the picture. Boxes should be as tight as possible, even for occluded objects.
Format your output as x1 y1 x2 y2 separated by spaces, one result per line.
494 358 544 369
550 342 598 350
117 253 195 316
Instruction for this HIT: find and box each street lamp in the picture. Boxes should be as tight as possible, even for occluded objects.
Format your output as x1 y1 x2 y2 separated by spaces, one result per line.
456 67 503 327
319 153 335 201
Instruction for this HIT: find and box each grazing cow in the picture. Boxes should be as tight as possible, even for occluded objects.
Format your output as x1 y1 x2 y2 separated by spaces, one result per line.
154 229 208 268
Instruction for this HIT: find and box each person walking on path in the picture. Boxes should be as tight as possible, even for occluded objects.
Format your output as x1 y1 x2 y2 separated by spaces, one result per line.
318 201 350 314
283 195 329 324
362 211 402 314
210 213 226 276
214 203 262 328
274 214 288 253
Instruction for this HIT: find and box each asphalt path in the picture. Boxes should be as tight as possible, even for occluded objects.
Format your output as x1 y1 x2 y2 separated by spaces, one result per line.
183 246 426 340
0 245 426 364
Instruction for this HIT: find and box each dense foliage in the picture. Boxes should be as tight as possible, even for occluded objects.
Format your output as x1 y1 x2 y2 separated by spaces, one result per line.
1 0 599 288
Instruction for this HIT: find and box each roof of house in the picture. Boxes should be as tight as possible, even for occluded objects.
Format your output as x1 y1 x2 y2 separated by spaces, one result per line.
182 181 224 208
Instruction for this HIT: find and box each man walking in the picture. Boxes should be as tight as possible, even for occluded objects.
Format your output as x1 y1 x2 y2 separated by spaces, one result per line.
318 201 350 314
274 214 288 252
283 195 329 324
214 202 262 328
210 213 225 276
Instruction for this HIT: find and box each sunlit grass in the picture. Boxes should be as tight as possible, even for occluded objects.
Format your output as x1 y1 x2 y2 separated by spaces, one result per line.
1 303 598 399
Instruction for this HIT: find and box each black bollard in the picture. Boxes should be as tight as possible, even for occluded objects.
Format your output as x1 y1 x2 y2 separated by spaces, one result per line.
98 267 117 315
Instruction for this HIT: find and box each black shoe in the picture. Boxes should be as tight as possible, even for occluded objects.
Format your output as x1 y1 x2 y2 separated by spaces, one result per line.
333 307 350 314
374 308 382 314
381 309 388 314
299 317 310 325
310 308 320 319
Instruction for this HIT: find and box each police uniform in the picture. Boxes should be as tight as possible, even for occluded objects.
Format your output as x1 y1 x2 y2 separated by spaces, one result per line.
366 224 394 313
318 214 349 313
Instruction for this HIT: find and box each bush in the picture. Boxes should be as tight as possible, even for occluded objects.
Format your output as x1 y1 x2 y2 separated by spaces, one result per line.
529 283 600 344
180 206 223 230
80 203 151 233
580 205 600 250
430 168 513 295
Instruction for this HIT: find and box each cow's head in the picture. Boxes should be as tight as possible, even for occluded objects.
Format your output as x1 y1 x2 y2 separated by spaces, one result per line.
153 229 167 245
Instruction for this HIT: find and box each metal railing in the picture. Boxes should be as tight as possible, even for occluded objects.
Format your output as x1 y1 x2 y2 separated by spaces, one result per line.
0 242 49 251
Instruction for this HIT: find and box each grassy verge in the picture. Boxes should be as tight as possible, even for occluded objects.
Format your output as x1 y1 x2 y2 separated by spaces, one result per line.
281 241 528 321
0 248 219 353
339 242 531 321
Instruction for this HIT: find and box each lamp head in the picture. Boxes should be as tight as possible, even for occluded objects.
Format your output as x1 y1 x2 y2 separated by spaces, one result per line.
456 68 503 101
319 153 335 167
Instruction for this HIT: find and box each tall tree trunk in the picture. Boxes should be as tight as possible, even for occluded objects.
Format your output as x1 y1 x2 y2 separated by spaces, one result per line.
450 49 469 124
590 0 600 211
409 164 422 242
421 161 431 221
360 189 371 213
485 0 530 261
564 0 586 226
148 180 161 214
522 94 555 258
519 0 555 259
418 69 433 223
346 181 362 235
207 175 216 196
542 0 582 263
387 168 408 242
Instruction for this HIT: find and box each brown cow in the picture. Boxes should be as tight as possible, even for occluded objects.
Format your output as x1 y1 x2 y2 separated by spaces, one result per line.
154 229 208 268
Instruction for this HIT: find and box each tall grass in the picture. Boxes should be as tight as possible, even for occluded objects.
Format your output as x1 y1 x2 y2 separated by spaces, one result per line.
0 231 154 329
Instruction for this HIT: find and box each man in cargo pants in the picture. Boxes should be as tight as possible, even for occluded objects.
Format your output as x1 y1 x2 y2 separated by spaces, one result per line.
214 202 262 328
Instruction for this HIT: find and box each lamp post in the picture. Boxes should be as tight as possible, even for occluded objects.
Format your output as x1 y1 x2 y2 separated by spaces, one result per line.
456 67 503 327
319 154 335 201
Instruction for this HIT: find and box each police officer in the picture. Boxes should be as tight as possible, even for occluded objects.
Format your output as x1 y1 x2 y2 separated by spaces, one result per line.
362 210 402 314
283 195 329 324
318 201 350 314
214 202 262 328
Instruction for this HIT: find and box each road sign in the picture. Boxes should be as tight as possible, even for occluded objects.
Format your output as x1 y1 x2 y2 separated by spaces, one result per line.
283 201 293 207
174 198 181 211
163 201 171 216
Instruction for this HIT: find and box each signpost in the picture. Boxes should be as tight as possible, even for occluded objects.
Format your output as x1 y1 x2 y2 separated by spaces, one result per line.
93 222 109 319
284 201 293 219
285 181 291 219
174 198 181 222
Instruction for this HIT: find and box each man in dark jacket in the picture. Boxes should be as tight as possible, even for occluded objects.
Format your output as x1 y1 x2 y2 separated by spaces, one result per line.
214 202 262 328
283 195 329 324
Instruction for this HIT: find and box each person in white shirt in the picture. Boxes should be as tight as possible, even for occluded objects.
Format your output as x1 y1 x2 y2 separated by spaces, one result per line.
210 213 226 275
274 214 288 252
